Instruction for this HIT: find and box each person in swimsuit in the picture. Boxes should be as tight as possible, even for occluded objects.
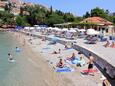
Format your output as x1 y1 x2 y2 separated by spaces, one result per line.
110 42 115 48
56 59 64 68
104 41 110 47
67 53 76 61
87 53 94 75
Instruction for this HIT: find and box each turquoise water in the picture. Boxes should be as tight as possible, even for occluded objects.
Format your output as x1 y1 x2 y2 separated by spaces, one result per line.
0 32 24 86
0 32 47 86
0 32 16 85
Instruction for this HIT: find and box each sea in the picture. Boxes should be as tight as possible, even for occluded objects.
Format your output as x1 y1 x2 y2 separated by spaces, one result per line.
0 32 25 86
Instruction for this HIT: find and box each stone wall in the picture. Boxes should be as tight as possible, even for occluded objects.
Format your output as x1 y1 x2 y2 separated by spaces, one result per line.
73 44 115 78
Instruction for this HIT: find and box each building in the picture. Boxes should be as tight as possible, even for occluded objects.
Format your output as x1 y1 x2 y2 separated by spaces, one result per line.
0 0 8 11
80 17 115 35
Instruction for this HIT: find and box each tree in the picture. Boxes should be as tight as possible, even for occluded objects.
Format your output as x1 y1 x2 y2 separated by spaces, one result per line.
16 16 28 26
90 7 109 19
46 13 64 26
63 13 75 22
83 11 90 18
0 11 15 26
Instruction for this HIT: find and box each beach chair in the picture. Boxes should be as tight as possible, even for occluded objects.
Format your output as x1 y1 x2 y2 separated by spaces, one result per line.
100 37 107 42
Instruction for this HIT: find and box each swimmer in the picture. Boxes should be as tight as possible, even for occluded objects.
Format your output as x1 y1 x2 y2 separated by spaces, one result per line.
16 47 20 52
8 53 13 61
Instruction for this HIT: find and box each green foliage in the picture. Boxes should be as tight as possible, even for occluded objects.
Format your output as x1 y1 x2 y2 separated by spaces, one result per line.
63 13 75 22
83 7 115 25
1 3 115 27
83 7 111 20
83 11 90 18
46 13 64 26
16 16 28 26
90 7 108 19
0 11 15 26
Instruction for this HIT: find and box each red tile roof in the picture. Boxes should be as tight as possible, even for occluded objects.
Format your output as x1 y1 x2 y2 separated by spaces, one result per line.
81 17 113 25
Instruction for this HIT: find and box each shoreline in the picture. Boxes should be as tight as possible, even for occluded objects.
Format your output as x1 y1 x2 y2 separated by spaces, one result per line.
9 31 67 86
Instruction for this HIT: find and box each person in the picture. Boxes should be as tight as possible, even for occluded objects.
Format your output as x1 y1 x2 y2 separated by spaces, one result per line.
101 75 110 86
16 47 20 52
64 44 68 49
52 49 61 54
42 36 46 41
110 42 115 48
8 53 13 60
77 56 85 67
104 41 110 47
23 38 26 46
67 53 76 61
56 59 64 68
87 53 94 75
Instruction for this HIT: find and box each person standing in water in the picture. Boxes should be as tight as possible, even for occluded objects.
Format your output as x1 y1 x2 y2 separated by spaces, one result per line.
8 53 13 60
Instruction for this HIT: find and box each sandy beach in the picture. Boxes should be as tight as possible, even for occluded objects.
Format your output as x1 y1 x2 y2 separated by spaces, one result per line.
9 31 112 86
9 32 66 86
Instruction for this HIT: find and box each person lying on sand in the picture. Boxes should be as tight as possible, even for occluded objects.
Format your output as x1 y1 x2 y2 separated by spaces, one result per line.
103 41 110 47
56 59 64 68
110 42 115 48
52 49 61 54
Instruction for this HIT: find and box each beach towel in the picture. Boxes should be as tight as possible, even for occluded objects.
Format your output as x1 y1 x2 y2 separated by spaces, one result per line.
81 69 98 73
65 57 80 64
71 59 78 64
65 48 74 51
55 67 74 72
77 60 85 66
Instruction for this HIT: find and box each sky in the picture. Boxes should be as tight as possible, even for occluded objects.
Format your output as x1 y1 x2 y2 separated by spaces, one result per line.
24 0 115 16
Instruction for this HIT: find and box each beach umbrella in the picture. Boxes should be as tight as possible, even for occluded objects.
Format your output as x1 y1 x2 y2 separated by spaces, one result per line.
47 27 52 30
24 27 30 30
78 29 86 32
34 25 39 27
36 27 41 29
87 29 99 35
29 27 35 30
53 27 60 31
62 28 68 31
55 28 62 31
68 29 76 33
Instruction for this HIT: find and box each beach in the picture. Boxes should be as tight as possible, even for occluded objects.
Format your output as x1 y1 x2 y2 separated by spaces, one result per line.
0 32 66 86
12 31 108 86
